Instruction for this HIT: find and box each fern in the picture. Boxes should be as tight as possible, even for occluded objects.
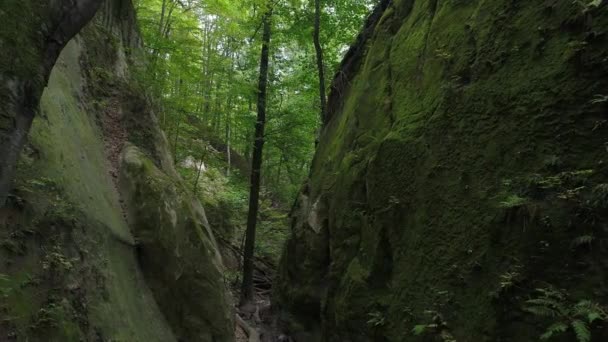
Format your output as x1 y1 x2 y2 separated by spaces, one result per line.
366 311 386 327
540 322 568 340
574 300 608 323
571 320 591 342
525 305 559 317
525 287 607 342
588 0 603 8
571 235 595 249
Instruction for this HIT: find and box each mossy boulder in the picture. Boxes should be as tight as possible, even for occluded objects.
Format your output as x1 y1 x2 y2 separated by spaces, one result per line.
120 144 234 342
277 1 608 341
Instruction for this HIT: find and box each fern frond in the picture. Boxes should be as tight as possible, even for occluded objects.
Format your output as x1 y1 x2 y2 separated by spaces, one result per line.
526 298 563 309
587 312 602 323
540 322 568 340
535 287 566 301
571 235 595 248
524 305 559 317
571 320 591 342
573 300 608 322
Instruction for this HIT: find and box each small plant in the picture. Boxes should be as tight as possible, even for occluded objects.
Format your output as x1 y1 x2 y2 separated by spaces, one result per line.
589 184 608 210
590 94 608 104
0 273 10 298
544 155 563 170
499 194 528 208
367 311 386 327
574 0 604 12
571 235 595 249
524 287 608 342
435 48 453 61
42 246 77 286
499 267 522 292
557 186 586 201
412 311 456 341
412 324 430 335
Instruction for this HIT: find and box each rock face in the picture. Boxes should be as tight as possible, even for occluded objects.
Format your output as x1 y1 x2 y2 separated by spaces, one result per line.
276 1 608 341
120 144 233 342
0 0 233 341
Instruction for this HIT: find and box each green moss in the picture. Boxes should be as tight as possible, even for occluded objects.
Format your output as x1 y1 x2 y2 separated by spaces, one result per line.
277 0 608 341
2 2 181 340
0 0 45 80
120 145 233 342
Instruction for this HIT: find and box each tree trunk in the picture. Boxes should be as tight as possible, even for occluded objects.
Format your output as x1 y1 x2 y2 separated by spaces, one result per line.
173 112 181 164
226 96 233 177
313 0 327 125
193 146 208 194
0 0 104 206
240 8 273 306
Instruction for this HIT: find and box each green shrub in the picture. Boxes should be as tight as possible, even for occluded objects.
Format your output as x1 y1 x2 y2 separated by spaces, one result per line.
524 287 608 342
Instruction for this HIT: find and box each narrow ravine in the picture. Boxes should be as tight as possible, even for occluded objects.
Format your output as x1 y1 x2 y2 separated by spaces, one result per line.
2 1 608 342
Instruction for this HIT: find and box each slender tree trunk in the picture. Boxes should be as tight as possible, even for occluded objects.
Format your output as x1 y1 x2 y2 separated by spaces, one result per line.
193 146 208 194
313 0 327 125
159 0 168 35
0 0 104 206
212 80 223 134
225 51 236 177
173 112 181 164
240 8 273 306
225 96 233 177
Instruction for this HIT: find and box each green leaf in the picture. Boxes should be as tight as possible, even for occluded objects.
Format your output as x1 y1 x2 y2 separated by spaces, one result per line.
587 312 602 323
524 305 559 317
571 235 595 247
589 0 603 8
540 322 568 340
571 320 591 342
412 325 427 336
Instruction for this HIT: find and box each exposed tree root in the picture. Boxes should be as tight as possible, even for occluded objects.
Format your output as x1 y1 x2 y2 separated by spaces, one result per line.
236 314 261 342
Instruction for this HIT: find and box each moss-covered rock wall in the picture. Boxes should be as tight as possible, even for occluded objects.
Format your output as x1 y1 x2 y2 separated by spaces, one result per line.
0 1 233 341
120 144 233 342
276 1 608 341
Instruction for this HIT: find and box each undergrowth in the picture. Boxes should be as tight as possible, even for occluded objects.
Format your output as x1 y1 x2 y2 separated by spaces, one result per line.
524 287 608 342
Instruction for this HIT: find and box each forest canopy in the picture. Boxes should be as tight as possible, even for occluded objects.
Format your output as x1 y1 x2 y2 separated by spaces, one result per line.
133 0 375 202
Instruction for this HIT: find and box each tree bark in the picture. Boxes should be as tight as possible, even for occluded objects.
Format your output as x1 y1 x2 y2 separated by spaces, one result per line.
313 0 327 125
0 0 104 206
193 146 208 194
240 8 273 306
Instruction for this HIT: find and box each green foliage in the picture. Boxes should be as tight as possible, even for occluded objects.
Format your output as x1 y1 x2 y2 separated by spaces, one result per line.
412 324 429 335
496 265 523 295
570 235 595 249
134 0 373 205
0 273 10 297
524 287 608 342
590 94 608 104
574 0 604 11
589 183 608 209
366 310 386 327
499 194 528 208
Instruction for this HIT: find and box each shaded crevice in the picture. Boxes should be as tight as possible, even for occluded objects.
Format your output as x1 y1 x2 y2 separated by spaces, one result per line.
385 37 395 126
416 0 440 81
